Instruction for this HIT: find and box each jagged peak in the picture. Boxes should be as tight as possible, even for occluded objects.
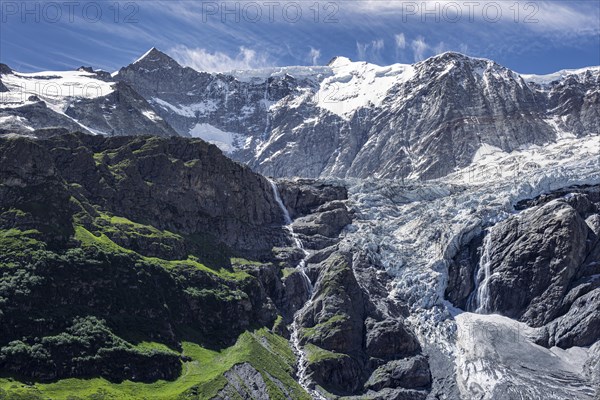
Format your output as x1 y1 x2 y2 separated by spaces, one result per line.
132 47 175 65
423 51 495 67
327 56 353 68
415 51 516 80
0 63 13 75
77 66 95 73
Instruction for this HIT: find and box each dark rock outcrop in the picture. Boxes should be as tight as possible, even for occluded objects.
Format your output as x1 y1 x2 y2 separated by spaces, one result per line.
296 251 429 396
445 230 483 310
276 179 348 219
365 318 421 360
0 63 12 75
365 355 431 392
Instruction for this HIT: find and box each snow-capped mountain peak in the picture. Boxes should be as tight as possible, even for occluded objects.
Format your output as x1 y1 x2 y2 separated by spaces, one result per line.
520 65 600 85
327 55 353 67
132 47 172 65
317 57 414 119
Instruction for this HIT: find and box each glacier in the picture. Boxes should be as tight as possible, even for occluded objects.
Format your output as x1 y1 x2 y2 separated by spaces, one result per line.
334 133 600 399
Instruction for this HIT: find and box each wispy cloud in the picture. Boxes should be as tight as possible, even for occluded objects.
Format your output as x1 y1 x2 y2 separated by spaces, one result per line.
169 45 272 72
395 33 406 50
434 41 448 54
529 2 600 35
307 47 321 65
346 0 599 36
411 36 429 62
356 39 385 62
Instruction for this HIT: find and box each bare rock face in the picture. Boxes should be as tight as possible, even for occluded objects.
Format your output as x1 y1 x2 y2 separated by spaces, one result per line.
541 289 600 348
216 363 272 400
479 200 589 325
445 232 483 310
365 355 431 392
295 252 430 397
365 318 421 360
63 82 179 137
447 186 600 349
277 179 349 219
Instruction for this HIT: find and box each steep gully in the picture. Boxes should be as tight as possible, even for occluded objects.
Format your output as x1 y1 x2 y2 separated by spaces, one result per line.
269 180 326 400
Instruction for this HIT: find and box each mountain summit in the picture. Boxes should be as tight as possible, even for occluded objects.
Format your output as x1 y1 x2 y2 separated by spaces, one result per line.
130 47 181 68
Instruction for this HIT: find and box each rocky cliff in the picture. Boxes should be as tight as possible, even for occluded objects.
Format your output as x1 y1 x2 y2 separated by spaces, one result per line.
446 186 600 349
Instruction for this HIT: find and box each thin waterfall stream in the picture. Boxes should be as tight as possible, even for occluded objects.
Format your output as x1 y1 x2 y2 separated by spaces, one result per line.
466 230 494 313
269 180 325 399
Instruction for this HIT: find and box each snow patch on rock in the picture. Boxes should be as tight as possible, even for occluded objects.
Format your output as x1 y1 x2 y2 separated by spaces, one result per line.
189 123 242 153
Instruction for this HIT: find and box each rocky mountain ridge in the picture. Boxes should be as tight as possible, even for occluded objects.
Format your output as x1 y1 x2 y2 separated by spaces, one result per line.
115 48 600 180
2 49 598 181
0 63 177 137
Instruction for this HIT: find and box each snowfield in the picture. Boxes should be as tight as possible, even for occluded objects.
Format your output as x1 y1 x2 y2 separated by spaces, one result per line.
189 123 244 153
333 134 600 399
316 57 415 119
521 66 600 85
1 70 114 113
454 312 593 400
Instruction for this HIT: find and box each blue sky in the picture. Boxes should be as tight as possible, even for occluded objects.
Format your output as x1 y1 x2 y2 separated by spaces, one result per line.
1 0 599 74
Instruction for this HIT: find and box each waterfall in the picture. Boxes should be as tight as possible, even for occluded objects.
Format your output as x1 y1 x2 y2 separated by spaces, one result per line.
269 180 312 290
466 231 493 313
269 179 323 399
